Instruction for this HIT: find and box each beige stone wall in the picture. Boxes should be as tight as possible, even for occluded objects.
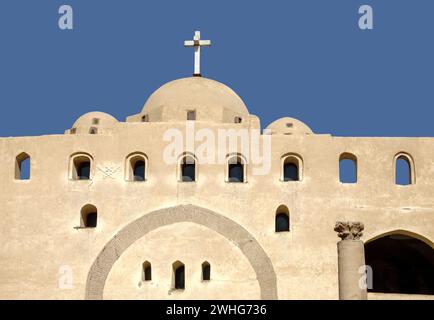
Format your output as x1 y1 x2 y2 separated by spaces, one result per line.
104 222 261 300
0 121 433 299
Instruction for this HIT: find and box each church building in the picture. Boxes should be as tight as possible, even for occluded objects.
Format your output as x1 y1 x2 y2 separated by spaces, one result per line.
0 32 433 300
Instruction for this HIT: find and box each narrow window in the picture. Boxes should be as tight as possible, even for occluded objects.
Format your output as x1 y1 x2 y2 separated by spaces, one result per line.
15 152 30 180
275 205 290 232
395 154 414 185
339 153 357 183
202 262 211 281
187 110 196 121
283 157 301 181
234 116 242 124
173 261 185 290
133 160 145 181
71 154 92 180
228 156 245 183
77 162 90 180
281 154 302 182
181 156 195 182
81 204 97 228
284 163 298 181
126 153 147 182
141 114 149 122
142 261 152 281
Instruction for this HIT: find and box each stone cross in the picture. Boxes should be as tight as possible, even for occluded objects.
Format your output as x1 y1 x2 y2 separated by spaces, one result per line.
184 31 211 77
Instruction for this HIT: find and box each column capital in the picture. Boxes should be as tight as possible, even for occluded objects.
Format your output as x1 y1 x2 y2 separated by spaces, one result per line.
334 221 364 240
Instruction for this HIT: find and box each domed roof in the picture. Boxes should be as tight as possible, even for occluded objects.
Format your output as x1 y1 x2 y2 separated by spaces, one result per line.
72 111 118 129
140 77 249 122
265 117 313 135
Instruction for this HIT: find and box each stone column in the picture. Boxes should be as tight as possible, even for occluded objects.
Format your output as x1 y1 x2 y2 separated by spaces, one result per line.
334 221 367 300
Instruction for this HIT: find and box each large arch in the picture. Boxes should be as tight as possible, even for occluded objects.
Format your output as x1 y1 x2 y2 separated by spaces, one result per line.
365 230 434 295
365 229 434 249
85 204 278 299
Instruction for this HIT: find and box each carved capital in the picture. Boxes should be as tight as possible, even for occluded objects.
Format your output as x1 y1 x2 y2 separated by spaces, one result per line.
334 221 364 240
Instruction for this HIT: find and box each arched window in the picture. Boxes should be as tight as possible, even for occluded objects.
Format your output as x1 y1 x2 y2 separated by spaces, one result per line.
70 153 92 180
365 232 434 295
281 154 302 181
15 152 30 180
202 261 211 281
172 261 185 290
179 154 196 182
227 155 246 183
395 153 415 185
275 205 290 232
234 116 242 124
339 153 357 183
89 127 98 134
80 204 97 228
142 261 152 281
126 153 147 182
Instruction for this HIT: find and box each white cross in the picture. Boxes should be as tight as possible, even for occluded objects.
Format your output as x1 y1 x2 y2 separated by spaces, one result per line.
184 31 211 77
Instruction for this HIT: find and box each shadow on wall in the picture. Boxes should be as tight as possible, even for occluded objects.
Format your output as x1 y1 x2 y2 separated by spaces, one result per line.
365 231 434 295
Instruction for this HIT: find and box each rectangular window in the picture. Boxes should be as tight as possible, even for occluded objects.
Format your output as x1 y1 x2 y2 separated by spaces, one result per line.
175 265 185 289
187 110 196 121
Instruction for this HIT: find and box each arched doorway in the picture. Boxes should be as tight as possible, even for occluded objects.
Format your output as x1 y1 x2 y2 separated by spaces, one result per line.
365 231 434 295
85 204 277 300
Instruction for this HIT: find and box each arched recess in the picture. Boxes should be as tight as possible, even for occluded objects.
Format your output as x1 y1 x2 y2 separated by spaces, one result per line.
226 153 247 183
394 152 415 185
125 152 148 182
275 204 290 232
365 230 434 295
85 205 277 300
281 153 302 182
339 152 357 183
69 152 93 180
178 152 197 182
15 152 31 180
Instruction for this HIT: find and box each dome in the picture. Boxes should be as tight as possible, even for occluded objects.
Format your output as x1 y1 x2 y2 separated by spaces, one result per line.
72 112 118 128
68 111 118 134
138 77 249 123
265 117 313 135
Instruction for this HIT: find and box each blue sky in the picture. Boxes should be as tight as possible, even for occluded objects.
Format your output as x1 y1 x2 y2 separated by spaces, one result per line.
0 0 433 137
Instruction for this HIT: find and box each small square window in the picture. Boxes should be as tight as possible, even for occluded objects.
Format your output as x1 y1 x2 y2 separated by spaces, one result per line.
92 118 100 125
234 117 242 124
286 123 293 128
70 128 76 134
89 127 98 134
187 110 196 121
141 114 149 122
